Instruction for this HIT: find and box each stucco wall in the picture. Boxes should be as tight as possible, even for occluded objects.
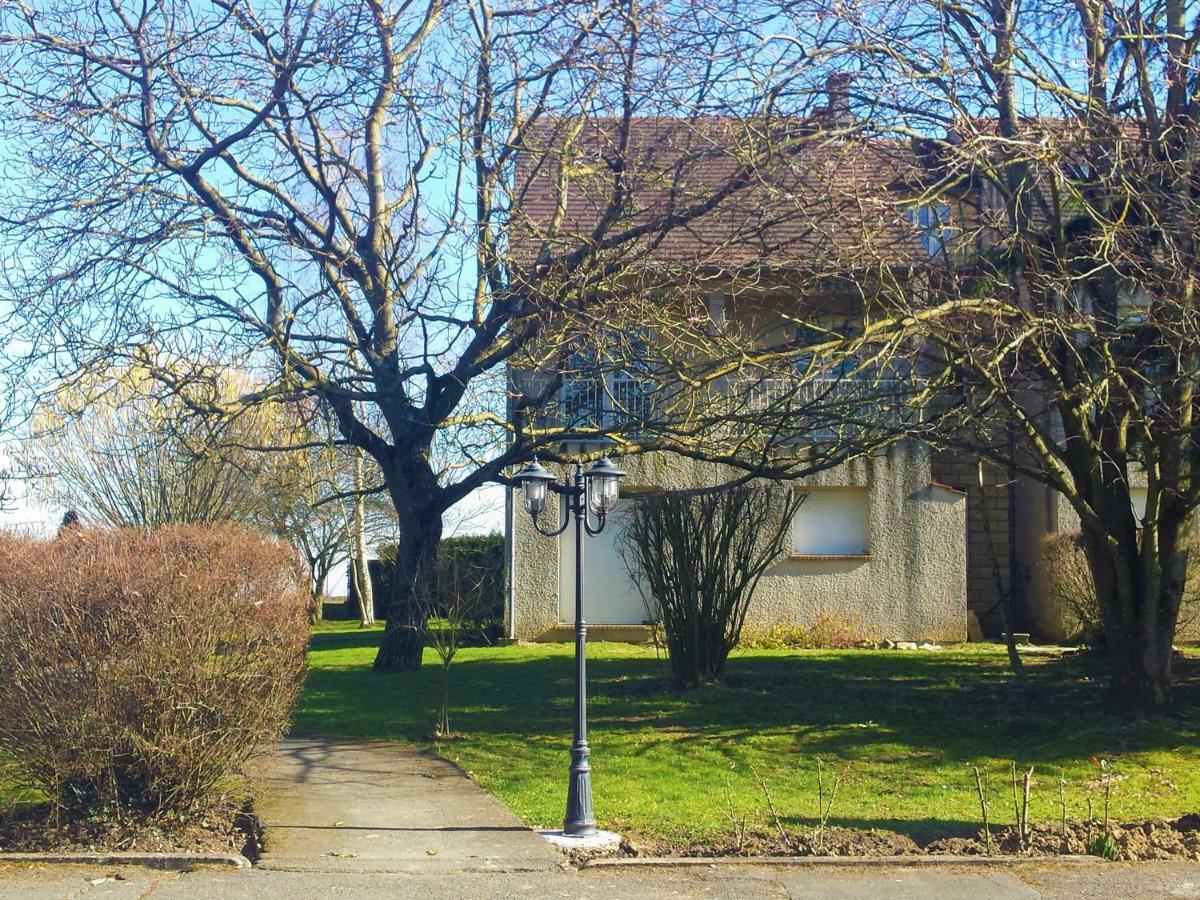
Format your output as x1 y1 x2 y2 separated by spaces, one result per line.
508 440 967 642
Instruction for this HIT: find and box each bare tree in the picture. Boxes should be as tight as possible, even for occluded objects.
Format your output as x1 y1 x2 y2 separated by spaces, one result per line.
420 541 500 737
346 446 376 626
760 0 1200 711
20 363 274 528
258 437 354 602
23 359 385 613
0 0 869 671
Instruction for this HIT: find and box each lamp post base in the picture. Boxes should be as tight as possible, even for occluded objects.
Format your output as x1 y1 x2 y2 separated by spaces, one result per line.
539 828 622 853
542 830 624 854
563 743 596 836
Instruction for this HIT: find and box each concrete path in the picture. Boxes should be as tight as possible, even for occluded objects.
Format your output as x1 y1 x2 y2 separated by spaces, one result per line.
2 860 1200 899
254 737 563 874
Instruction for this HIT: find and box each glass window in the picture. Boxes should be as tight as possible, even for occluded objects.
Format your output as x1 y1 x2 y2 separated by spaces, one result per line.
907 202 952 256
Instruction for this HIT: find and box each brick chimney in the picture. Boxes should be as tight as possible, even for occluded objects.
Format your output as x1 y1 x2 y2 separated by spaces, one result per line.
826 72 853 125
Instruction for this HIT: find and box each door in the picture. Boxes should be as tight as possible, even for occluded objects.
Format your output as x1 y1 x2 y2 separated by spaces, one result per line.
558 504 649 625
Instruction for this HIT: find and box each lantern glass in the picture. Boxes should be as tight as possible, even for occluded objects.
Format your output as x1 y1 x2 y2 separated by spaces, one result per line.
523 477 548 516
584 457 626 514
515 458 554 516
587 474 619 513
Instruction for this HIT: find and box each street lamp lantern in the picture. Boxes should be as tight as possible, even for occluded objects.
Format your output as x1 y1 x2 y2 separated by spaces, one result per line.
511 455 627 839
515 458 556 516
583 456 626 514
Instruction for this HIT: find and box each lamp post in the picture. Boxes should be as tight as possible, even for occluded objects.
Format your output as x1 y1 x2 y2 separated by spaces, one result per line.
513 455 626 837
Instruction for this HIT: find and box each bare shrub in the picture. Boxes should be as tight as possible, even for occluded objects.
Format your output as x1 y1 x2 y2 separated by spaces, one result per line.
621 486 802 687
738 615 864 650
421 543 503 739
1044 532 1200 645
0 525 309 818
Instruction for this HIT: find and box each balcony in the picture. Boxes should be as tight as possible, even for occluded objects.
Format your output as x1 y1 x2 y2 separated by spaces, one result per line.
515 371 653 442
737 374 920 445
513 370 919 447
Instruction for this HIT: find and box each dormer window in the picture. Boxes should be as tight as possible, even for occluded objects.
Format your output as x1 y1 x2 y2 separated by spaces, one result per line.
907 202 952 257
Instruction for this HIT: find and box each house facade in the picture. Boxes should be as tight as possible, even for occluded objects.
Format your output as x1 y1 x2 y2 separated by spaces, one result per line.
507 442 969 643
506 275 973 643
502 83 1194 645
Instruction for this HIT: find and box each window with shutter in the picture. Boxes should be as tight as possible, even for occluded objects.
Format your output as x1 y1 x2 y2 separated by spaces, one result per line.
791 488 870 557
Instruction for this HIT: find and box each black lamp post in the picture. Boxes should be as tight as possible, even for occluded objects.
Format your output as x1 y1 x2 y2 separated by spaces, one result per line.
513 455 626 836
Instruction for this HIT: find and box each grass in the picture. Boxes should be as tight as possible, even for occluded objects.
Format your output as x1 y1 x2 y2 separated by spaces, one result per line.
293 636 1200 845
310 619 385 636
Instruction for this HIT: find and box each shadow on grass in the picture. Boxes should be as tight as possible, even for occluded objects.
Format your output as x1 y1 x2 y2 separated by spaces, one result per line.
308 630 385 649
295 640 1200 777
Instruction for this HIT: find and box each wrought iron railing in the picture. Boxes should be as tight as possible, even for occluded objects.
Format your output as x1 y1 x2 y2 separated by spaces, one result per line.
517 371 653 440
736 375 920 444
515 370 918 446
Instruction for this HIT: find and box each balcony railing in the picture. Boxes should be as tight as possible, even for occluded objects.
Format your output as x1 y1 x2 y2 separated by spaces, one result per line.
517 371 653 441
515 370 919 446
737 375 920 444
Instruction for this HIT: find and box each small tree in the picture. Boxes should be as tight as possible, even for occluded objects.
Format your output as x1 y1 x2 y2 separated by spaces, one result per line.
421 538 503 738
622 486 803 688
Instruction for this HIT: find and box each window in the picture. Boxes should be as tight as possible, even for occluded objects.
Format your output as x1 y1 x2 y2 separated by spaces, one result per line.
906 202 952 257
791 488 870 557
557 334 654 438
559 348 604 430
1117 285 1150 326
793 323 860 378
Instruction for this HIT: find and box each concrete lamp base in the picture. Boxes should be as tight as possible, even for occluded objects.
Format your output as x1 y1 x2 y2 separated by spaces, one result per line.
539 829 622 854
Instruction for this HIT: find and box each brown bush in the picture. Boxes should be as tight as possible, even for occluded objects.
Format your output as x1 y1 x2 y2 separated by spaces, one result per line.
1043 530 1200 644
0 525 309 818
621 486 802 687
738 614 865 650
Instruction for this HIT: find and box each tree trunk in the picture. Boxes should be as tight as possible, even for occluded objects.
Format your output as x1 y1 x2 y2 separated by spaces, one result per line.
351 554 374 628
1106 639 1172 713
1079 521 1183 713
437 662 451 736
352 448 375 628
373 510 442 673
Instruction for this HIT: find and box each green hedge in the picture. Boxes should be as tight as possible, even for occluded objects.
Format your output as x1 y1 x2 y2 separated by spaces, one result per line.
349 533 505 636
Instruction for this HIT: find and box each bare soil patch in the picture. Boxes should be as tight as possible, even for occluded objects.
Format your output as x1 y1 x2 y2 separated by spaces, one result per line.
0 801 260 859
620 815 1200 862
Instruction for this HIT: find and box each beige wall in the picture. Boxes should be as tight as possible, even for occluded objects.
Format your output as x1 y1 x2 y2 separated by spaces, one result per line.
508 439 967 642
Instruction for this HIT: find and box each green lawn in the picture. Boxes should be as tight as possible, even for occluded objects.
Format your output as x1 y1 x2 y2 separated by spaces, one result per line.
294 635 1200 845
310 619 385 636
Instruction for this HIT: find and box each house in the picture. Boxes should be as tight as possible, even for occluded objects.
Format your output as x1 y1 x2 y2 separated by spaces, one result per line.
501 80 1146 645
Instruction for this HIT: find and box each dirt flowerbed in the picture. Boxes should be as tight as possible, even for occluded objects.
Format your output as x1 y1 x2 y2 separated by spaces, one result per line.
0 802 260 858
620 815 1200 862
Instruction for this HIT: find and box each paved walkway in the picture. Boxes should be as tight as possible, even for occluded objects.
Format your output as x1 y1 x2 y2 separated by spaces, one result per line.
255 738 563 874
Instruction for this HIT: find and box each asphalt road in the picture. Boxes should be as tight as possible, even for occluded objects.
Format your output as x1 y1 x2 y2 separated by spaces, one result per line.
2 859 1200 899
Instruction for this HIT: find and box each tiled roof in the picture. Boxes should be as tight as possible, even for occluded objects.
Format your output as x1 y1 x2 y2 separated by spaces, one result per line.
509 117 934 269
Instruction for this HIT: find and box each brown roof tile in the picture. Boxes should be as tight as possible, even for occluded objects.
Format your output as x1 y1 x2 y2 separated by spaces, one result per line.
510 117 935 269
